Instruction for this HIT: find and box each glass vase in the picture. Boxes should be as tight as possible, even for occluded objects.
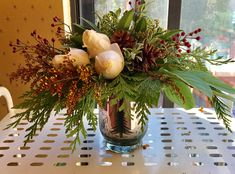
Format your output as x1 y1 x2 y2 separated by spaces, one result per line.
99 99 148 153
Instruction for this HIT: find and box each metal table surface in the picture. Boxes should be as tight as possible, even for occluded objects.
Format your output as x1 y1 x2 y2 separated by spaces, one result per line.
0 108 235 174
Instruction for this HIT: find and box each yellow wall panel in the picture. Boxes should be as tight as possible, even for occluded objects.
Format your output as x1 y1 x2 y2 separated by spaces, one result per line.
0 0 64 118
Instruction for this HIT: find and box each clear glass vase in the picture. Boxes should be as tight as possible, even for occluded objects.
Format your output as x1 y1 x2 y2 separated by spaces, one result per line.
99 99 148 153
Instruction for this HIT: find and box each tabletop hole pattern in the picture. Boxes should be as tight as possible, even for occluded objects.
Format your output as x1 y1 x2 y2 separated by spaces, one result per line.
209 154 222 157
18 146 30 150
3 140 14 143
207 117 216 119
167 162 179 166
227 146 235 150
177 127 187 130
182 139 192 142
207 146 218 150
7 162 20 166
190 117 199 119
202 139 213 143
57 154 70 158
9 133 19 137
0 146 10 150
76 162 89 166
81 147 93 150
163 146 174 150
87 134 96 137
1 109 235 172
50 128 61 131
218 133 228 136
214 162 227 166
35 154 48 158
144 162 157 166
100 153 113 158
13 154 26 158
31 162 44 166
161 133 171 136
214 127 224 130
199 133 209 136
61 147 72 151
99 162 112 166
44 140 55 143
53 123 63 126
25 140 35 143
196 127 206 130
64 140 73 144
189 153 199 158
79 154 91 158
185 146 196 150
83 140 94 143
54 162 67 167
162 139 172 143
192 162 204 166
39 147 51 150
121 154 134 158
165 153 178 157
160 127 169 130
222 139 233 143
121 162 135 166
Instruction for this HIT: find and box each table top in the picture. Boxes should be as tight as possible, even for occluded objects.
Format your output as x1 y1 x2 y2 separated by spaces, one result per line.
0 108 235 174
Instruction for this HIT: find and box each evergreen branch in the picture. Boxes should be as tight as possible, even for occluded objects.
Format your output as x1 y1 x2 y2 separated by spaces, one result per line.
210 94 232 132
64 88 97 151
134 78 161 130
6 90 59 145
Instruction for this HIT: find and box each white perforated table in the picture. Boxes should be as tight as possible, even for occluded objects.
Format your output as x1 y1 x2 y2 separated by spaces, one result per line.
0 108 235 174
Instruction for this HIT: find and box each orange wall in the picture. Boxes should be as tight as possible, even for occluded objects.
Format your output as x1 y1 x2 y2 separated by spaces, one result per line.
0 0 64 119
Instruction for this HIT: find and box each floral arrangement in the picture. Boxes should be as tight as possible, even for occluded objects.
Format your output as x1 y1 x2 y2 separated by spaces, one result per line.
7 1 235 149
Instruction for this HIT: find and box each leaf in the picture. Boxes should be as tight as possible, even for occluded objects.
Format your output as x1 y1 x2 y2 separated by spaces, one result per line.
195 72 235 94
159 29 182 40
213 90 235 102
80 17 100 31
73 23 86 34
115 8 121 17
117 10 134 30
135 17 147 32
164 80 195 109
164 70 213 98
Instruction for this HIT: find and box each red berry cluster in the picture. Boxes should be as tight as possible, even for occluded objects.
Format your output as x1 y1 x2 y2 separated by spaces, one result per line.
129 0 142 7
171 28 202 57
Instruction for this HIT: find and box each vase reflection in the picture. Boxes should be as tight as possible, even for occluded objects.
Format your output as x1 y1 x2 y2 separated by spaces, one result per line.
99 100 148 153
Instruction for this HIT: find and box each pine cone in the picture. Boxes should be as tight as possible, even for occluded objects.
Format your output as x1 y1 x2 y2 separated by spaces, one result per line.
134 42 164 72
110 31 136 50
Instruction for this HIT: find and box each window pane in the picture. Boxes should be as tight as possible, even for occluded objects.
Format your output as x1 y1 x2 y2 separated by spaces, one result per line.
95 0 127 17
181 0 235 107
95 0 168 28
145 0 169 28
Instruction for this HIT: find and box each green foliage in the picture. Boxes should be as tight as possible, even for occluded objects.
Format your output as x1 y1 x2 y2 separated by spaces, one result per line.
134 78 161 130
117 10 135 30
97 8 121 36
64 89 97 151
135 17 147 32
210 94 232 132
158 29 182 40
163 79 195 109
5 90 59 145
